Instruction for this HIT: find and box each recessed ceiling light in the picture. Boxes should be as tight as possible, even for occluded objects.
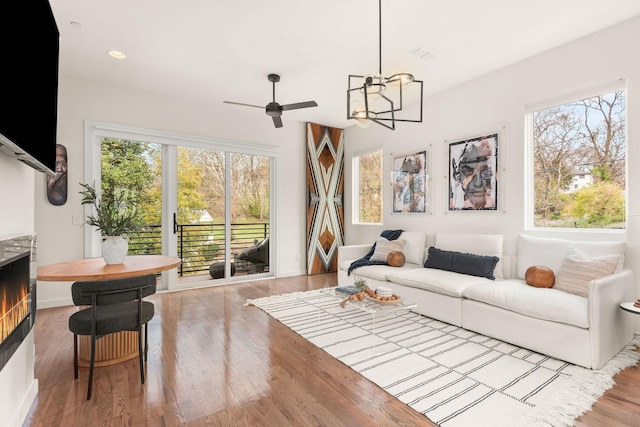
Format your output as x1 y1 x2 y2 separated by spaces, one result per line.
107 50 126 59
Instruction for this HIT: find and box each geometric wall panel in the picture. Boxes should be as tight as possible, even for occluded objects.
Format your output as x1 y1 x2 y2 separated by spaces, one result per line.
306 122 344 275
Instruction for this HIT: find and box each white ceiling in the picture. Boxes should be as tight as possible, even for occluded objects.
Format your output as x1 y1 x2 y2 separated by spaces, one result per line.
49 0 640 130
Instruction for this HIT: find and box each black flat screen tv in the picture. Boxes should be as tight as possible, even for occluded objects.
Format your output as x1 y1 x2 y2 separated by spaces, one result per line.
0 0 59 175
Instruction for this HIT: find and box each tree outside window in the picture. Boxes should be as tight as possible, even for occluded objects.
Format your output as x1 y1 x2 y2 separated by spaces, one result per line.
354 149 383 223
532 90 626 229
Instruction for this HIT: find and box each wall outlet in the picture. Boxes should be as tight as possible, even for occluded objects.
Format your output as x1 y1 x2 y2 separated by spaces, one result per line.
72 215 83 225
295 253 300 261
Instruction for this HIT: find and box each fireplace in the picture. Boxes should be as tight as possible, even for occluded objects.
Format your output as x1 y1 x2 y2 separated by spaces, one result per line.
0 235 36 372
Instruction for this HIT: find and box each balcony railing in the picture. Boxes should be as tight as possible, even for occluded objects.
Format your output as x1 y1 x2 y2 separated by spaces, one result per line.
128 222 269 276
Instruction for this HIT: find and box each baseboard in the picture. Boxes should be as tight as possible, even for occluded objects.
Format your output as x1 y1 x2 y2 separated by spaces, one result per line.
10 378 38 427
37 297 73 309
277 269 307 278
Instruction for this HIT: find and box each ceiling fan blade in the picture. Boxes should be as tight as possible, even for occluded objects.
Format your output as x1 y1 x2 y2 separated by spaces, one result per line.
272 116 283 128
223 101 264 109
281 101 318 111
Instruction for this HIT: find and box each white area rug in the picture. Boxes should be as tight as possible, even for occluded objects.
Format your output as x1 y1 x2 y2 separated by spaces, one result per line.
245 288 640 427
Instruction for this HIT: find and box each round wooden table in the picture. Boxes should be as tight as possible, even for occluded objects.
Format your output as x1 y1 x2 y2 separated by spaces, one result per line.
37 255 181 367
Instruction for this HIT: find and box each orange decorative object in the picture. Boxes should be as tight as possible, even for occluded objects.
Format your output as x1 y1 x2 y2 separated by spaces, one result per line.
387 251 405 267
525 265 555 288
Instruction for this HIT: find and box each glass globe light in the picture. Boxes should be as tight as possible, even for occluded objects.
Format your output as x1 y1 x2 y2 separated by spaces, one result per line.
388 72 414 88
352 109 377 128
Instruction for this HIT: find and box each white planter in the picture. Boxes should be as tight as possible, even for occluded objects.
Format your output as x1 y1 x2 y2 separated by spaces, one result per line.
101 236 129 264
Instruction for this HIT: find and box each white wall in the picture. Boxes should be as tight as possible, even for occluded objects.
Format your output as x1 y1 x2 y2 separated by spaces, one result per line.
33 16 640 311
35 76 309 308
344 16 640 311
0 156 38 427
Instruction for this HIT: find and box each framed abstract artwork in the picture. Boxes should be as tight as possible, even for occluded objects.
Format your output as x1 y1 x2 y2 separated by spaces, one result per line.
392 150 428 214
448 133 498 211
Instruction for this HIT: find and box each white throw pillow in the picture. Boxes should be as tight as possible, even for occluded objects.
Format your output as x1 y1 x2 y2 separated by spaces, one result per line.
369 237 406 262
554 248 619 297
572 241 625 273
398 231 427 265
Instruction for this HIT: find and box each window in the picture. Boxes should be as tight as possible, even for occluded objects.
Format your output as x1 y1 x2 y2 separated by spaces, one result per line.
353 148 383 223
527 83 626 229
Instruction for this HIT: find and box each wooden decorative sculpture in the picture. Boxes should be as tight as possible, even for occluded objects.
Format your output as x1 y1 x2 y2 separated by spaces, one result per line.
306 123 344 274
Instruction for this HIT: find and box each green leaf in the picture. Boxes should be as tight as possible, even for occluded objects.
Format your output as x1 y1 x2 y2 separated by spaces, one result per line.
79 182 141 236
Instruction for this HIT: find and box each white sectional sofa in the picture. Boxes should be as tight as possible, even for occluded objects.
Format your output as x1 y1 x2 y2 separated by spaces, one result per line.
337 232 635 369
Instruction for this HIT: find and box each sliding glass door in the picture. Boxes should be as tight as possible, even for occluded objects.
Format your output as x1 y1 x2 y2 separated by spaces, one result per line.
229 153 270 277
176 148 271 281
85 123 275 290
94 137 168 286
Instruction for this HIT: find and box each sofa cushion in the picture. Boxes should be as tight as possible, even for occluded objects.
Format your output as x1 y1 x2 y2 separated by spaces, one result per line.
398 231 427 265
346 263 421 282
462 279 589 328
516 234 625 279
434 233 504 279
369 237 406 262
517 235 570 279
340 258 415 274
553 248 619 297
386 268 493 297
423 247 499 280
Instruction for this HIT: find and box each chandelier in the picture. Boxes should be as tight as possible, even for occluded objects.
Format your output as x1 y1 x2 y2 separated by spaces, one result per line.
347 0 423 130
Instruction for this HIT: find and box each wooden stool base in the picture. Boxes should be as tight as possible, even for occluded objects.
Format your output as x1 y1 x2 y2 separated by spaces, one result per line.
79 331 139 367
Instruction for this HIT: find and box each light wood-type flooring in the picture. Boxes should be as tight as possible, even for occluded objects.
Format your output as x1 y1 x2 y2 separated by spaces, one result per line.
22 273 640 426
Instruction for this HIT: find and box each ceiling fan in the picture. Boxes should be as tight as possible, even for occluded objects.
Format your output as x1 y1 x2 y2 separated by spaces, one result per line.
223 74 318 128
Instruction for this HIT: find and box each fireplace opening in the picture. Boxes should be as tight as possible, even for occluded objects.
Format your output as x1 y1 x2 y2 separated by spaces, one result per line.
0 250 33 372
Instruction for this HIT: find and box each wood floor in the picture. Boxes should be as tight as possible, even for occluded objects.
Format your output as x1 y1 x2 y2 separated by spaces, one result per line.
23 273 640 427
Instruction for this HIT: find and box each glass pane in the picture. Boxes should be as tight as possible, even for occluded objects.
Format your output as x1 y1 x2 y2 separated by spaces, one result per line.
177 147 227 278
100 138 164 284
230 153 270 277
532 91 626 229
358 150 383 223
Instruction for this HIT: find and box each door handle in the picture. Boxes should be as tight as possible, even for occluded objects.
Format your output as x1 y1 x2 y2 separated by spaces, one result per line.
173 213 178 234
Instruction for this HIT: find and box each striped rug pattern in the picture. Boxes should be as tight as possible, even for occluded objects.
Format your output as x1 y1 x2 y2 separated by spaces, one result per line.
245 289 640 427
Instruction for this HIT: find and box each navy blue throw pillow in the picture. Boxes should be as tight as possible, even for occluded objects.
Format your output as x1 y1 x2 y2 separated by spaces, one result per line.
424 247 499 280
423 246 456 271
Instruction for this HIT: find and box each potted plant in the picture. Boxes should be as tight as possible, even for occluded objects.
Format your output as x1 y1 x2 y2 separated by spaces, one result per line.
79 182 139 264
353 275 368 291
